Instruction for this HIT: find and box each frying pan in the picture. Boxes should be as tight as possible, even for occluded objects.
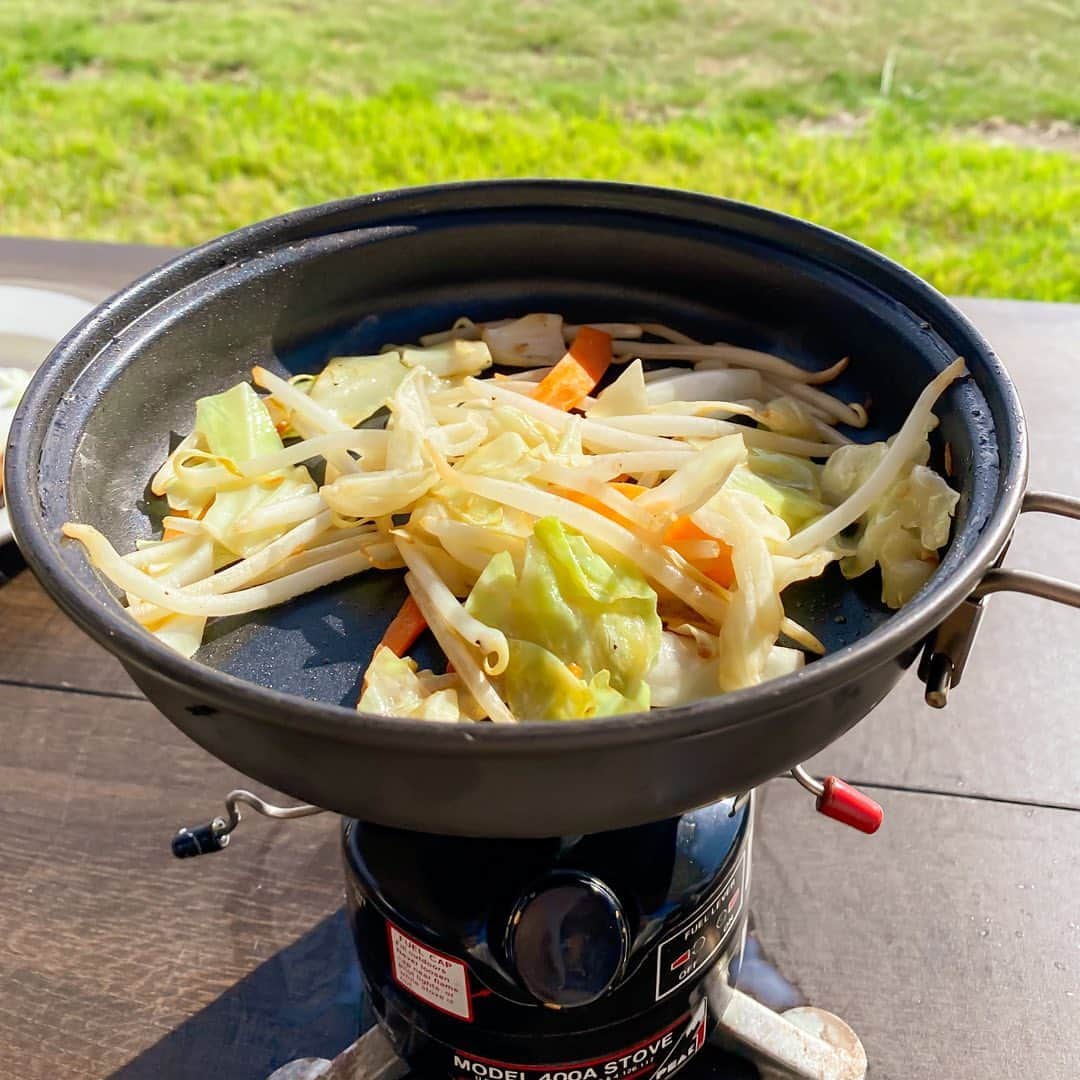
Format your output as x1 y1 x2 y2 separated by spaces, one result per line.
7 182 1080 837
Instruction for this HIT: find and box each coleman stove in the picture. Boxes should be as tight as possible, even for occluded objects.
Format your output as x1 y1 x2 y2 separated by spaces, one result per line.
176 779 878 1080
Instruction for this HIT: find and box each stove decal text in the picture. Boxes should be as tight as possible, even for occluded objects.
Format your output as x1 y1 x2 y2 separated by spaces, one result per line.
654 853 746 1001
387 922 474 1022
449 1000 708 1080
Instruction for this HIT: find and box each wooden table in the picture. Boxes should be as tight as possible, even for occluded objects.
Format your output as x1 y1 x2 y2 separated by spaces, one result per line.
0 240 1077 1079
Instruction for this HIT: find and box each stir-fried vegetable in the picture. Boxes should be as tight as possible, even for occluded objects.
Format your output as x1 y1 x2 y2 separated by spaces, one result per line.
820 435 960 607
358 646 464 722
464 518 661 719
61 312 966 721
379 595 429 657
533 326 613 411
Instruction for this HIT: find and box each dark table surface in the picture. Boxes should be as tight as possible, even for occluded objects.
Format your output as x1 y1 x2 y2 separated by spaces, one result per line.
0 239 1077 1080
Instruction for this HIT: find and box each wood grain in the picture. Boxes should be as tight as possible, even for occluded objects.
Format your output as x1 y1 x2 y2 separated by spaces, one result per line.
0 237 179 300
753 781 1080 1080
0 683 352 1079
1 682 1076 1080
0 569 139 698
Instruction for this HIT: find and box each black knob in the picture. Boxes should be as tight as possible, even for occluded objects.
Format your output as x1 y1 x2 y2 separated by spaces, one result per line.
505 873 629 1008
171 823 228 858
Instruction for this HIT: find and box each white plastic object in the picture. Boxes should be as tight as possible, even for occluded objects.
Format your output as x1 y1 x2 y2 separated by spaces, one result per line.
0 282 96 544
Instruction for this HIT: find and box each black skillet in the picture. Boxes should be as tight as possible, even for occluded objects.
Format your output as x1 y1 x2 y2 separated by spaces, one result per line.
7 182 1080 836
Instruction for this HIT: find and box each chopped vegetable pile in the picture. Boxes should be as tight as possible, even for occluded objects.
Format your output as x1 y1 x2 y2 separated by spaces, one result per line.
62 314 965 721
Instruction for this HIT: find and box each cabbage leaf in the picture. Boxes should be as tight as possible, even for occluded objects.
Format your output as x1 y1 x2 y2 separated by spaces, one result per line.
647 629 804 707
726 450 828 534
587 360 648 418
400 340 492 378
196 382 283 462
821 437 958 607
465 518 661 720
482 314 566 366
358 645 463 721
309 353 408 428
200 466 317 558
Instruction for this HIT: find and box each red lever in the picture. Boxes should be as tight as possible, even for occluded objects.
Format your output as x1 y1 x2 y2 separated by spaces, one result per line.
815 777 883 834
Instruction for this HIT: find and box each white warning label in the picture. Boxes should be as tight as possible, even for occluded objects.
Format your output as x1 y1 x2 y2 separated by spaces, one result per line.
387 922 473 1021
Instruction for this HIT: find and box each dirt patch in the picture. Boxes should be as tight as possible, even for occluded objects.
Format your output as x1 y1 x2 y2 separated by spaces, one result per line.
453 87 498 107
968 117 1080 155
795 111 868 137
795 112 1078 154
207 58 252 81
695 56 741 79
41 60 105 84
695 53 789 87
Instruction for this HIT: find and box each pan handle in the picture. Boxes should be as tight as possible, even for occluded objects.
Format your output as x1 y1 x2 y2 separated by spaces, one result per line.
172 789 325 858
920 490 1080 708
790 766 883 834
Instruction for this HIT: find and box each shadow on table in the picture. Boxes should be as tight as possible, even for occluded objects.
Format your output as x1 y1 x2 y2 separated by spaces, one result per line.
104 905 772 1080
108 909 364 1080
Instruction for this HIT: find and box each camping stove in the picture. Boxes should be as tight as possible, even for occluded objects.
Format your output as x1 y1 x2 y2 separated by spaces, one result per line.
343 796 752 1080
178 788 870 1080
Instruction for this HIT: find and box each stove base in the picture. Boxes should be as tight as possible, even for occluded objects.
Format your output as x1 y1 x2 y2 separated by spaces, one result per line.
715 993 866 1080
268 994 867 1080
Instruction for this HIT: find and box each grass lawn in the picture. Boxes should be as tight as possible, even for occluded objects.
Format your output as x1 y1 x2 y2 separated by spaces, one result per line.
0 0 1077 299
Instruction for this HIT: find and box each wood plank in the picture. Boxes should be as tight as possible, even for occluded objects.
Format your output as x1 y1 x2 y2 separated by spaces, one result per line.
752 780 1080 1080
814 299 1080 808
0 570 139 698
0 683 352 1079
0 237 179 299
1 679 1076 1079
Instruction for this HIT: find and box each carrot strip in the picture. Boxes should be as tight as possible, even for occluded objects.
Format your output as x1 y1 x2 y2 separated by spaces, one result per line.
163 510 193 539
379 594 428 656
550 486 639 528
532 326 612 411
662 516 736 589
662 517 710 544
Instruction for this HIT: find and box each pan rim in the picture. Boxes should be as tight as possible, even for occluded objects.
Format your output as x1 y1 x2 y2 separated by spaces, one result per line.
5 180 1028 754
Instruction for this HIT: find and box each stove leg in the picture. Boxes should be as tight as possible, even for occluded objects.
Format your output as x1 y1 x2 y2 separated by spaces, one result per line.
267 1027 408 1080
713 988 867 1080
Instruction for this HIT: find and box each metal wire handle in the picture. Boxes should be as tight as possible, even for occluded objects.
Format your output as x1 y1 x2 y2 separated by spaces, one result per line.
971 491 1080 606
921 489 1080 706
172 789 326 858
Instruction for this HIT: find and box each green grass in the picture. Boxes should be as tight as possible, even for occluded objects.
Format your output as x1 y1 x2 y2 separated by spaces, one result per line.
0 0 1077 298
